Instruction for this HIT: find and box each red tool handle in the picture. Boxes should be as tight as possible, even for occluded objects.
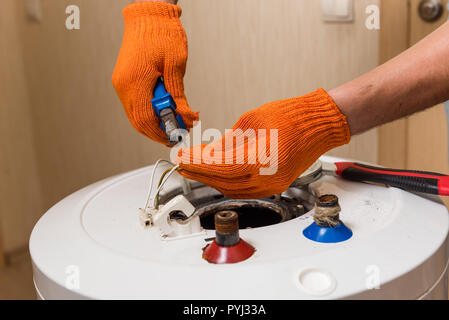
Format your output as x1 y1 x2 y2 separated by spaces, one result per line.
334 162 449 196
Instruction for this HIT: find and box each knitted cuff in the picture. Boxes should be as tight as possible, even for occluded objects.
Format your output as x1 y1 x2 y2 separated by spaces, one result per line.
123 1 182 20
284 88 351 151
122 2 185 39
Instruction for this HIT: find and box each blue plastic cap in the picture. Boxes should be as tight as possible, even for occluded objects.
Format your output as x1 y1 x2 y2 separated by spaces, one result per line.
303 221 352 243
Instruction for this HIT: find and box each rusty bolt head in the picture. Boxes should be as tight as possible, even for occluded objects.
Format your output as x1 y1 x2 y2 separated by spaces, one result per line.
214 210 239 235
316 194 339 208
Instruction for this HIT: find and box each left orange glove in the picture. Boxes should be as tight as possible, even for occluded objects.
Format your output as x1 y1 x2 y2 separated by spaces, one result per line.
112 2 198 146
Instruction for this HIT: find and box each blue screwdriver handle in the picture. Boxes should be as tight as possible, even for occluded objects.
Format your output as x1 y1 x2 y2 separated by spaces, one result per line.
151 77 186 142
153 78 169 98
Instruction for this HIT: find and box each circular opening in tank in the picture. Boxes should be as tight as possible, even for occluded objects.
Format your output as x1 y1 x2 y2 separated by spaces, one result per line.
199 202 284 230
161 184 312 230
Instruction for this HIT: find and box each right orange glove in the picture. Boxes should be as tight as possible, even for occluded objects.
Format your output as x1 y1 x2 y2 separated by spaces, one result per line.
112 1 198 146
175 89 351 199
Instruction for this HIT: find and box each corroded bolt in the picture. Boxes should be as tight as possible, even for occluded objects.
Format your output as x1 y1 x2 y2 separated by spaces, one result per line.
215 210 240 247
314 194 341 228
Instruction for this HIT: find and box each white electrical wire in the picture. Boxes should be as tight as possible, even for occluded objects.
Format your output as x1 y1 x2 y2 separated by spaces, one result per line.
143 159 174 210
153 165 180 208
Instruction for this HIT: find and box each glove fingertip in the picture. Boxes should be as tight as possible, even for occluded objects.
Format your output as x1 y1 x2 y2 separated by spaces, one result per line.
181 111 200 130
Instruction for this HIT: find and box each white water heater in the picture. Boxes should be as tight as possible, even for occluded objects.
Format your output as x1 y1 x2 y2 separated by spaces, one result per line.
30 156 449 299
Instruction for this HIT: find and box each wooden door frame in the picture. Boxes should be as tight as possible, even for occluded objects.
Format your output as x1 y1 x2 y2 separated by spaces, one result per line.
378 0 448 168
378 0 410 168
0 223 5 267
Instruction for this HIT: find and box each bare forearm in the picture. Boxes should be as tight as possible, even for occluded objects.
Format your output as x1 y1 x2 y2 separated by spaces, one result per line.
329 21 449 135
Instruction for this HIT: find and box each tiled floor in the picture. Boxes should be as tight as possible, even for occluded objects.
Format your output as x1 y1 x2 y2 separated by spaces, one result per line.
0 252 36 300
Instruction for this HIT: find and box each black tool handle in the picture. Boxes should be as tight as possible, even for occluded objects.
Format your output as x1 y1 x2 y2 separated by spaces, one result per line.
335 162 449 196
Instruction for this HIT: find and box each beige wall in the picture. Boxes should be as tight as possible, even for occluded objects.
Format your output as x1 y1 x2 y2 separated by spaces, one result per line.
182 0 380 162
0 0 43 252
17 0 169 212
1 0 380 252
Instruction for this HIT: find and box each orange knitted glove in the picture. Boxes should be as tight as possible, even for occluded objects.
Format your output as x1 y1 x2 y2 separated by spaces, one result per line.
112 2 198 146
175 89 351 199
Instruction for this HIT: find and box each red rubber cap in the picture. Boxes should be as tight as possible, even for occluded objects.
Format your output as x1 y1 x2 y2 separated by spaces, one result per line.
202 239 255 264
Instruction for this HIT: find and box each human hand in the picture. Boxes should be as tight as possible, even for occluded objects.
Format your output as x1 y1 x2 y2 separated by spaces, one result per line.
175 89 350 199
112 1 198 146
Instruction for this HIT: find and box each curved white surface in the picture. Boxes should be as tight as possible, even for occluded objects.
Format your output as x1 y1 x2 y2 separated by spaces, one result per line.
30 156 449 299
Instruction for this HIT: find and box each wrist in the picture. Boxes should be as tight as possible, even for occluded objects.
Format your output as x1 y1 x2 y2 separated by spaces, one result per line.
305 89 351 148
328 83 372 136
277 89 351 150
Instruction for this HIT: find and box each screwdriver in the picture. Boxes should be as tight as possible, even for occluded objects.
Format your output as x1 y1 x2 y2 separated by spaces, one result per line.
151 77 187 146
